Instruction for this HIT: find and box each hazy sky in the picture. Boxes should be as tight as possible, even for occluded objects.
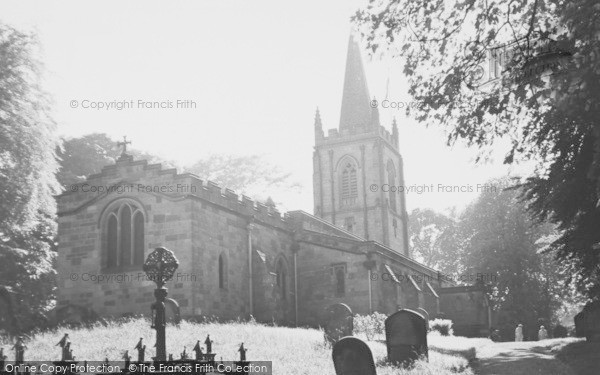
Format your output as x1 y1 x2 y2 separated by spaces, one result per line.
0 0 524 214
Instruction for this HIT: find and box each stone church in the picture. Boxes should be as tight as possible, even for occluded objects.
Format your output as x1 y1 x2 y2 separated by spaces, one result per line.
56 35 490 334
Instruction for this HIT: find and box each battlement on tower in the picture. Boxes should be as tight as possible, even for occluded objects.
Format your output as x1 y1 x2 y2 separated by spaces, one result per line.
315 123 398 150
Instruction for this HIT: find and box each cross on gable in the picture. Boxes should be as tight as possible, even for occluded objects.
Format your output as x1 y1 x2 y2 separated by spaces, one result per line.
117 136 131 156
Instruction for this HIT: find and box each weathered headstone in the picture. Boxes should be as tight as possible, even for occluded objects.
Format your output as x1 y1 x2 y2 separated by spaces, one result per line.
416 308 430 329
574 311 585 338
134 338 146 363
12 337 26 364
332 337 376 375
385 309 428 366
324 303 353 344
580 302 600 342
193 340 203 360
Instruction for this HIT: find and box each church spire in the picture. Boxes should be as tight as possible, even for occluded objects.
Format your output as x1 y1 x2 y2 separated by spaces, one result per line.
339 34 376 132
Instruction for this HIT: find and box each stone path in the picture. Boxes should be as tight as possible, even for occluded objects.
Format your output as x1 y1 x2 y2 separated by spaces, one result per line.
475 341 576 375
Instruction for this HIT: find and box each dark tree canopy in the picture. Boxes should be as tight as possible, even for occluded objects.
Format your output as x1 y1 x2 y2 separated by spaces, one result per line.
354 0 600 299
0 24 60 330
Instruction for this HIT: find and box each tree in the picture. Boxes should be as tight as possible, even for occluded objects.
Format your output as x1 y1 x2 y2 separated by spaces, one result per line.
457 179 564 339
0 24 60 330
186 154 300 200
57 133 177 187
408 208 462 274
59 134 299 206
354 0 600 299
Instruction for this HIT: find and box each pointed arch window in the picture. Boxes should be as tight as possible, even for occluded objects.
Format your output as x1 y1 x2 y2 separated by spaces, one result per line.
218 253 228 290
104 202 145 269
275 258 287 300
340 161 358 206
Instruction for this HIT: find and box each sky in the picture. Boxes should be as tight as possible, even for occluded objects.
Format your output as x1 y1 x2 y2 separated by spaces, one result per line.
0 0 525 214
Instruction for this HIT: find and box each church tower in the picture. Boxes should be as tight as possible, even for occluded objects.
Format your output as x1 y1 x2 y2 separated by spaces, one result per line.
313 34 410 256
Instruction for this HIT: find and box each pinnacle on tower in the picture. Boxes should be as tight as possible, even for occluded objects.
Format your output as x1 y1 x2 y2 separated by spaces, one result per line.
314 107 323 128
314 107 324 141
392 117 399 148
371 96 380 127
339 34 378 133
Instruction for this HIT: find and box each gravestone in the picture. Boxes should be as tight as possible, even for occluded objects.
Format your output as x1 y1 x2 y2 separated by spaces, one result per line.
332 337 376 375
574 311 585 337
324 303 353 344
416 308 430 329
385 309 428 366
582 302 600 342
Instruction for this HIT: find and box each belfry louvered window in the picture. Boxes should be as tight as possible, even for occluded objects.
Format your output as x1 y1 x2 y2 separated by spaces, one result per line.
340 162 358 206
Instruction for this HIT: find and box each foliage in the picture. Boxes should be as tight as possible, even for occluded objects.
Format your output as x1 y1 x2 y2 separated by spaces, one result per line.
0 23 60 331
408 176 579 340
408 208 463 274
457 178 568 340
57 133 177 187
186 154 301 200
553 325 568 338
354 0 600 299
430 319 454 336
58 134 299 206
353 312 387 340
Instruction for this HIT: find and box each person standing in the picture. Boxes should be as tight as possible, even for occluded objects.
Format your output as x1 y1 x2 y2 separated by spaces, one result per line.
538 325 548 340
515 324 524 341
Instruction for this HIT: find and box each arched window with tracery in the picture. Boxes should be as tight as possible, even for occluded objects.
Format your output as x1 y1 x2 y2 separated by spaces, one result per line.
340 159 358 206
104 201 145 269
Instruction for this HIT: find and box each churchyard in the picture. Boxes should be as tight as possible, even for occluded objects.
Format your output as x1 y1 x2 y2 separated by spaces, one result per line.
1 246 598 374
1 313 596 375
0 317 478 375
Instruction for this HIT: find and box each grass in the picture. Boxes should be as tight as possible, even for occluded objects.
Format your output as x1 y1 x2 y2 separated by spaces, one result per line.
428 332 493 361
550 338 600 375
0 318 482 375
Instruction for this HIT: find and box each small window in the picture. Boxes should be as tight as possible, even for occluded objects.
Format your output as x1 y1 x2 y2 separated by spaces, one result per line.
218 253 227 289
393 219 398 238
